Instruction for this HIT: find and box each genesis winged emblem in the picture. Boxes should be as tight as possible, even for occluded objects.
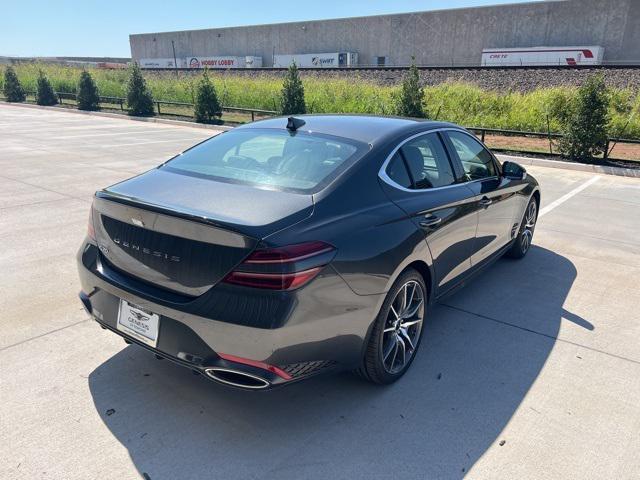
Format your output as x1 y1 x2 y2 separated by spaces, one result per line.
130 311 149 322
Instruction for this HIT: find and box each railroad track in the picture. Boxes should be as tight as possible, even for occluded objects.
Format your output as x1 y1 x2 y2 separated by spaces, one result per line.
142 64 640 72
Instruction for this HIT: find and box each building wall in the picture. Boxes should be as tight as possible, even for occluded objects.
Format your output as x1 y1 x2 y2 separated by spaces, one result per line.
129 0 639 67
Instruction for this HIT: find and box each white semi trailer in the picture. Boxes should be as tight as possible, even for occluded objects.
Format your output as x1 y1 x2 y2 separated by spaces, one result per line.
185 56 263 69
273 52 358 68
481 46 604 66
140 56 262 69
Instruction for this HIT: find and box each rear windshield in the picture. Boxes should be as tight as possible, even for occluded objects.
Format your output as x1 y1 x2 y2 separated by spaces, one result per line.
162 128 364 193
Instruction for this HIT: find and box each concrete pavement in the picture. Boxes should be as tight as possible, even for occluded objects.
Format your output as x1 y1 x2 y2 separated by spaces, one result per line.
1 104 639 480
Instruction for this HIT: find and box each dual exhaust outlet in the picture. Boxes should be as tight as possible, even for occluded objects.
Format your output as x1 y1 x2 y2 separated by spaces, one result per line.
204 367 271 390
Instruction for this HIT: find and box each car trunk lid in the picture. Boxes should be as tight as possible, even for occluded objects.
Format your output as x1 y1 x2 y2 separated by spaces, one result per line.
92 169 313 296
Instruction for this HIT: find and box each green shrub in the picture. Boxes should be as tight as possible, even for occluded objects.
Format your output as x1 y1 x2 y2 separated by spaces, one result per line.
126 63 154 116
3 66 26 102
558 75 609 161
76 70 100 111
396 59 425 118
36 70 57 106
280 62 306 115
194 69 222 123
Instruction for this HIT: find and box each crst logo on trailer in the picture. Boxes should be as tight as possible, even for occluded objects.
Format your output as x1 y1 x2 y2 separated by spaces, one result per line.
189 58 200 68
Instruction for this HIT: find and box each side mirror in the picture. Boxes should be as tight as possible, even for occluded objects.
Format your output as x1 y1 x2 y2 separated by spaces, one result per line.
502 161 527 180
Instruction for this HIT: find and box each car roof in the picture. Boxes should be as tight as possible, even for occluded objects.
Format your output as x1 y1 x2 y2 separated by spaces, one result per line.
237 114 459 145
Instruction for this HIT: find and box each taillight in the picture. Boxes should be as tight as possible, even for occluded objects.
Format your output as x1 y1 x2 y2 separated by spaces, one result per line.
222 241 336 291
87 205 96 241
243 241 335 264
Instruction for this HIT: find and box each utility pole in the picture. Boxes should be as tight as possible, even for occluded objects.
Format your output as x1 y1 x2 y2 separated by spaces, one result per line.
171 40 179 78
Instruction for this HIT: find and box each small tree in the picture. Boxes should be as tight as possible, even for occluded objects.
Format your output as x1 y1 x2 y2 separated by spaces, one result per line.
36 70 57 106
194 69 222 123
396 58 425 118
76 70 100 111
280 61 306 115
126 62 154 116
3 66 26 102
558 74 609 162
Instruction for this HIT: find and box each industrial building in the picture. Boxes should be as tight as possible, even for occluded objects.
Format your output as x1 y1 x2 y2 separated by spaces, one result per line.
129 0 640 68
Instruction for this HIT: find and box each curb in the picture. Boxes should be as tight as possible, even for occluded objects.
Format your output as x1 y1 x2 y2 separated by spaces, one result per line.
2 101 639 178
495 154 640 178
0 101 231 132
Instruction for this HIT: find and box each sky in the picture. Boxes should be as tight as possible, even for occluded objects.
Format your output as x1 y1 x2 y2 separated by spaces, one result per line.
2 0 535 58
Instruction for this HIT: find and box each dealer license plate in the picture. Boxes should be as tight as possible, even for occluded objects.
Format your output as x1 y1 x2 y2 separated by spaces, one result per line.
116 300 160 347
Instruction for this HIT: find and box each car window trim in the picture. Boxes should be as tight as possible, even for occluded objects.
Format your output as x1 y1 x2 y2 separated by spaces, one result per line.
443 130 501 183
379 127 477 193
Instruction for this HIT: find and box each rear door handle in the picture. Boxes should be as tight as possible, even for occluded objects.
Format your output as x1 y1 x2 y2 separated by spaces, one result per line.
419 215 442 228
479 197 493 207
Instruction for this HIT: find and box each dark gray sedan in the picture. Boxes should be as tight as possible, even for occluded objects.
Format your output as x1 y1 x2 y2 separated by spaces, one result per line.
77 115 540 389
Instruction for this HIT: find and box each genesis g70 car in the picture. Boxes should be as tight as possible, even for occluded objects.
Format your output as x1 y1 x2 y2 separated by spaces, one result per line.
77 115 540 389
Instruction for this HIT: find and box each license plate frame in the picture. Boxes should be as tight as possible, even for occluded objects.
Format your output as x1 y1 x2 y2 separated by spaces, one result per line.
116 300 160 347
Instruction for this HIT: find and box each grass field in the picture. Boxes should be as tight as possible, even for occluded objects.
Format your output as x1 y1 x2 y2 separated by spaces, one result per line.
3 63 640 139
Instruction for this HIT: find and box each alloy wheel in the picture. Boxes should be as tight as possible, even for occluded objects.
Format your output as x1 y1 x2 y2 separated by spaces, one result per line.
521 200 537 253
381 280 425 374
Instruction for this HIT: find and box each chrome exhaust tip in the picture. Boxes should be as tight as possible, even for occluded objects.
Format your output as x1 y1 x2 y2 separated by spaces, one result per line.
204 367 271 390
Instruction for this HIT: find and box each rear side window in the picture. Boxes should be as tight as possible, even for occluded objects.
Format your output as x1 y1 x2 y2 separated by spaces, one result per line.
386 152 412 188
164 129 362 193
446 131 497 180
384 132 456 190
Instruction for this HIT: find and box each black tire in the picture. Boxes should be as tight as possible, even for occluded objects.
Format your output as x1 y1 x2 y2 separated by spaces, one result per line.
357 268 427 385
506 196 538 259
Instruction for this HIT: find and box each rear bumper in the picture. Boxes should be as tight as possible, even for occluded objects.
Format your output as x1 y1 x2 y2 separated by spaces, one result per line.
80 295 293 389
77 241 384 389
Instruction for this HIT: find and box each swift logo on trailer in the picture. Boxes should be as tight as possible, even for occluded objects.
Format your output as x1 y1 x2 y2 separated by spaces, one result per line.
311 57 335 66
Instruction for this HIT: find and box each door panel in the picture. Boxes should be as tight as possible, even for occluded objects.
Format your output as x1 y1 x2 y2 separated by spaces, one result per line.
380 182 479 293
465 178 521 265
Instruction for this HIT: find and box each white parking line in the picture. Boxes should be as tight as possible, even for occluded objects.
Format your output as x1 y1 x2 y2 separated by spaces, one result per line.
0 120 89 127
51 129 180 139
10 124 167 134
539 176 601 218
99 137 207 147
